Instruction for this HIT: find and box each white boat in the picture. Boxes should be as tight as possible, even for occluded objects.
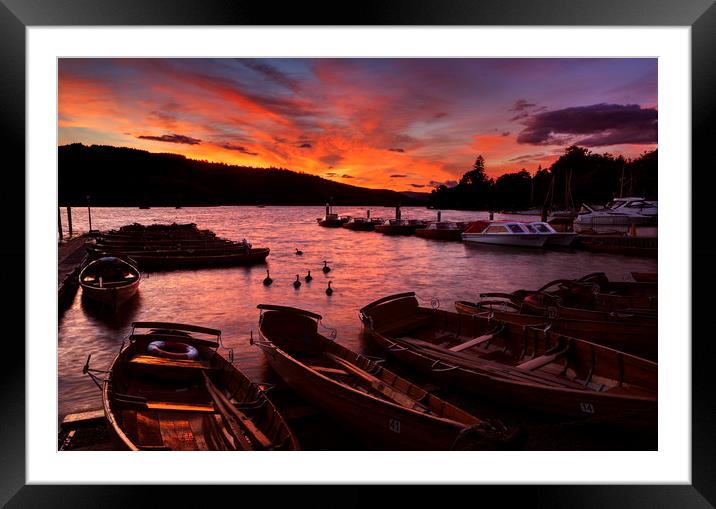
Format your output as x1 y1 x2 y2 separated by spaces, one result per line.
528 222 578 247
461 221 549 248
575 197 657 226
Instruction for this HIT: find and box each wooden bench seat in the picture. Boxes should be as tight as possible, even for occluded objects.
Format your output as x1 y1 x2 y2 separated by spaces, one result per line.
309 365 349 376
516 351 567 371
448 332 497 352
128 354 215 370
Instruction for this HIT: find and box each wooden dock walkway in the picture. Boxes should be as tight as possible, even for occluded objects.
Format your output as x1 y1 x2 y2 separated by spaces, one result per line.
58 234 89 311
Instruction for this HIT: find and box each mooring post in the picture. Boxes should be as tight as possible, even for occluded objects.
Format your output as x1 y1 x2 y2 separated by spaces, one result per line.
367 209 371 219
67 206 73 237
396 204 401 221
489 211 494 220
437 210 442 222
86 195 93 232
58 208 64 240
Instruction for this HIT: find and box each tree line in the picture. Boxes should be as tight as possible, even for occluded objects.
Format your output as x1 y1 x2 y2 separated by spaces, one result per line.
58 144 423 207
429 146 657 211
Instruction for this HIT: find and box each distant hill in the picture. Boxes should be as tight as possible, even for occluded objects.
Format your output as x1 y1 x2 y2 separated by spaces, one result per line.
58 144 425 207
399 191 430 203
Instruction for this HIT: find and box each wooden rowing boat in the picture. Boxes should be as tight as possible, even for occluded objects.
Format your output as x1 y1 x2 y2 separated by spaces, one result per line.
254 304 525 450
454 299 657 361
360 293 657 428
78 256 140 308
100 322 299 450
498 273 658 315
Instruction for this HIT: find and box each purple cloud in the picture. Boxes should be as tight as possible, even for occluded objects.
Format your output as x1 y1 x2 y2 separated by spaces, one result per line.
516 103 657 147
509 99 537 112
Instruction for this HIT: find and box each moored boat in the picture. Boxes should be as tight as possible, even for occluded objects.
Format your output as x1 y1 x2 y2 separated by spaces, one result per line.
374 218 427 236
360 292 657 428
529 221 578 247
97 321 299 451
454 299 656 361
87 246 270 270
575 197 657 227
342 217 377 231
461 221 550 248
415 221 468 241
253 304 524 450
79 256 141 308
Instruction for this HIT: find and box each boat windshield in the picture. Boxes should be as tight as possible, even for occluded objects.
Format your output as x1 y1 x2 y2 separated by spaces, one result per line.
531 223 552 233
523 224 538 233
507 224 526 233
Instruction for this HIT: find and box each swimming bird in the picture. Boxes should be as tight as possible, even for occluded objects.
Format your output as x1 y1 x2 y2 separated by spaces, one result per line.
295 248 303 255
326 281 333 296
263 270 273 286
322 261 331 273
293 275 301 288
305 270 313 282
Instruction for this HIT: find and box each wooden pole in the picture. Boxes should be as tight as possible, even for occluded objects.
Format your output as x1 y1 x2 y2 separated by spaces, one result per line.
66 207 73 237
58 208 64 240
86 195 93 232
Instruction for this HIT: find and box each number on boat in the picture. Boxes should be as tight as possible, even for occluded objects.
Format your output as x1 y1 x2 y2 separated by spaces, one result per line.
579 402 595 414
389 418 401 434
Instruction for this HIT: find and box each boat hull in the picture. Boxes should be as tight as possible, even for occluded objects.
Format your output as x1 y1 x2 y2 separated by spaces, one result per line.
415 229 463 241
81 279 139 308
454 301 657 361
374 225 418 235
103 324 299 451
342 222 375 231
544 233 578 247
462 233 548 247
257 342 475 450
360 294 657 429
88 247 270 270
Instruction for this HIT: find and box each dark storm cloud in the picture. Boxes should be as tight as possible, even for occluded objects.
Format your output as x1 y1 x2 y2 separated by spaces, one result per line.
220 143 259 155
516 103 658 147
136 133 201 145
410 183 426 188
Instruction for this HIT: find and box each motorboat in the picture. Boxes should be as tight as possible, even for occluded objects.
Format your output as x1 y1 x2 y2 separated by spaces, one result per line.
528 222 578 246
575 197 657 227
461 221 550 248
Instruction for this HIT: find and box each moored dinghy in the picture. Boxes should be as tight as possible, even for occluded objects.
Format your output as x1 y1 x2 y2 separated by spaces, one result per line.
360 293 657 428
79 256 141 308
253 304 524 450
454 299 657 361
98 322 299 451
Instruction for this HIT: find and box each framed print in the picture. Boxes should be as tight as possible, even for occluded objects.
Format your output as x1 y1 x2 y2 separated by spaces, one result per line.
2 0 713 506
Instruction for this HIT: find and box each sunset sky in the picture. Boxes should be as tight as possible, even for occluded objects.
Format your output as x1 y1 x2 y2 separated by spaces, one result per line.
58 58 657 192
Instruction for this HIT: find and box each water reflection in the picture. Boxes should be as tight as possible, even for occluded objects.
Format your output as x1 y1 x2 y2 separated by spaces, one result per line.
58 206 657 420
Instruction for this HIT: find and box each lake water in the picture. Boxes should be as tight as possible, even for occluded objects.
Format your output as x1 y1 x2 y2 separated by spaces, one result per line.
58 206 657 448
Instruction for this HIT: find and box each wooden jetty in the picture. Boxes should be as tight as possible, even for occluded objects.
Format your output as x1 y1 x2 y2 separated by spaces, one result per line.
58 234 89 312
575 234 657 257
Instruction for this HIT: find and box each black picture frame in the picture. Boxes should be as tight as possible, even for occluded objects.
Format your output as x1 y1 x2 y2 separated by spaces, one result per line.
1 0 711 506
